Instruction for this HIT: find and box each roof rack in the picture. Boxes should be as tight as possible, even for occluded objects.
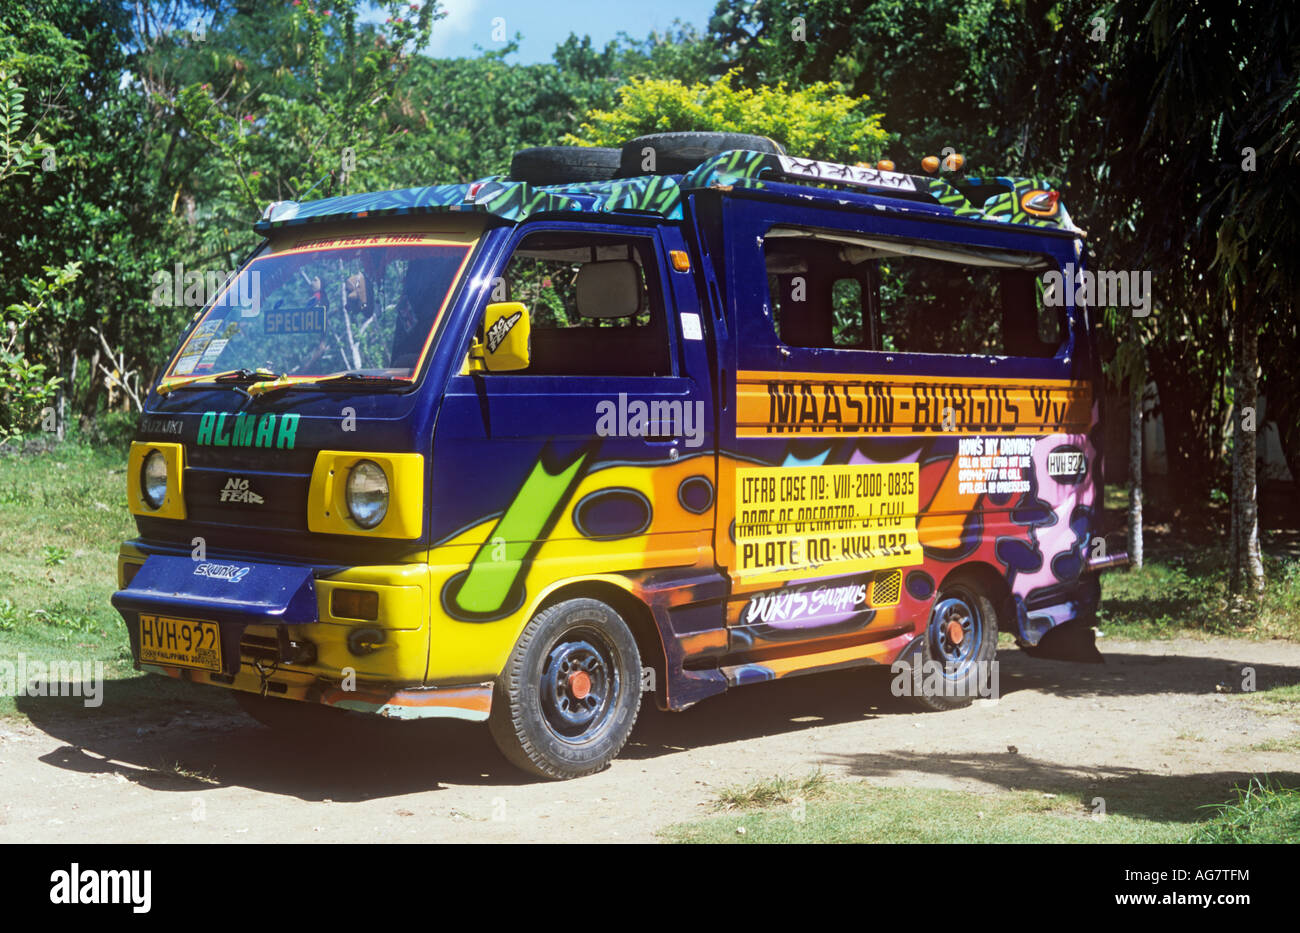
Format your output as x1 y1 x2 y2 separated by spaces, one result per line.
253 150 1075 234
680 149 1077 232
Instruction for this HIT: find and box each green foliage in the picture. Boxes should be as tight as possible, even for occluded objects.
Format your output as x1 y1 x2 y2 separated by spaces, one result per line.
1097 543 1300 641
392 43 610 182
0 68 45 180
166 1 440 212
1 262 81 442
566 69 890 163
704 0 1048 171
1190 777 1300 844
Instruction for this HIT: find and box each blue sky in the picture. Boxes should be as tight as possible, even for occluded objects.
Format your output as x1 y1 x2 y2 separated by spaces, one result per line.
364 0 719 64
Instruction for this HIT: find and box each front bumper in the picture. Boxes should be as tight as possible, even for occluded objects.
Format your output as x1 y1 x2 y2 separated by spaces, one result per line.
112 547 488 719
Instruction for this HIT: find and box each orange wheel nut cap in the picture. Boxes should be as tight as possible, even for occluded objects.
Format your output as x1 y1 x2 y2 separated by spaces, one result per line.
568 671 592 699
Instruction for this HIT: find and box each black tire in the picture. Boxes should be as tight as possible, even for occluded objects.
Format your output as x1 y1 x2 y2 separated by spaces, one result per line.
906 578 999 712
234 691 343 733
489 597 642 780
618 131 786 177
508 146 621 186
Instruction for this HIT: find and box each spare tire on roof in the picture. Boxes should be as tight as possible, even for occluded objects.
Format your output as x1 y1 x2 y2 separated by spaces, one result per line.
508 146 621 186
618 131 787 177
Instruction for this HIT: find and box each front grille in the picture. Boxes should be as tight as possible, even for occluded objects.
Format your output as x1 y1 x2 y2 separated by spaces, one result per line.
871 570 902 606
184 467 310 532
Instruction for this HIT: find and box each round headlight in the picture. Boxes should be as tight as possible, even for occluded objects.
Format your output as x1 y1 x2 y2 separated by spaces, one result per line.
141 450 168 509
346 460 389 529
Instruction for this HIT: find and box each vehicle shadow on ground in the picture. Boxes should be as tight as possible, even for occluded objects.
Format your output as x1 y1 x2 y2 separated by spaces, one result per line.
619 647 1300 758
18 646 1300 800
818 747 1300 825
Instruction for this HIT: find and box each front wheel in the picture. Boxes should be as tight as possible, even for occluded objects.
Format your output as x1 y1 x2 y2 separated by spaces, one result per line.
489 598 642 780
907 580 998 711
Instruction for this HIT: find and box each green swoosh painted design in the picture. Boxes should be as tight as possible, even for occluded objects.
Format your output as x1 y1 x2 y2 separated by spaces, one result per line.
454 450 589 614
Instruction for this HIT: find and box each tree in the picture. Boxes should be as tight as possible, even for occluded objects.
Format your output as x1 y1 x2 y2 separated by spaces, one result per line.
0 66 81 441
1 0 178 432
161 1 440 215
566 69 890 163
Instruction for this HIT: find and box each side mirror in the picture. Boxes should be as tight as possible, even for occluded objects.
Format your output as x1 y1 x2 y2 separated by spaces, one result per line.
473 301 530 372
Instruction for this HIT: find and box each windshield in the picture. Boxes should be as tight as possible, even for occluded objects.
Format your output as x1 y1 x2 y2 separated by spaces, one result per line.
163 229 477 384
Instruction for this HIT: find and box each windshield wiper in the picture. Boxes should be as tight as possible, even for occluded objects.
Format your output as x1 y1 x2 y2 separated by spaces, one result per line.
313 371 411 387
214 369 284 383
245 371 411 399
156 369 283 396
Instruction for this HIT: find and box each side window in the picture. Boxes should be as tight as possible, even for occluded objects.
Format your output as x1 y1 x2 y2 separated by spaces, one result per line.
763 228 1062 358
488 231 672 376
876 257 1005 355
765 239 870 350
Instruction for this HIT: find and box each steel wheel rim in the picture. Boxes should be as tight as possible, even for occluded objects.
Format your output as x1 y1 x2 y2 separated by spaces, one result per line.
539 627 619 742
928 593 982 676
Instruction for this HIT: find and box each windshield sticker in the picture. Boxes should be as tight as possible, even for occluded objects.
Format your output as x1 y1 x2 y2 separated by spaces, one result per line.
173 353 201 375
281 232 450 254
198 338 228 364
175 320 219 367
264 306 326 334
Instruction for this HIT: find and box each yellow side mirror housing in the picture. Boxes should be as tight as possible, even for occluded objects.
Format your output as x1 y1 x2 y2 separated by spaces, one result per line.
471 302 531 372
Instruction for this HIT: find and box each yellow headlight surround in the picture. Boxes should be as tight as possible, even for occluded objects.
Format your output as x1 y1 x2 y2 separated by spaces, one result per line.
308 451 424 538
126 441 187 519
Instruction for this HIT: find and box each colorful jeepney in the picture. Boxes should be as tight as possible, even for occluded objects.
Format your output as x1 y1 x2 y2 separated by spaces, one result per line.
113 139 1123 778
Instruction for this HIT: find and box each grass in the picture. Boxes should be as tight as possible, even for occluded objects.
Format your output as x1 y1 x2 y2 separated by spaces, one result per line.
1097 550 1300 641
713 770 831 811
1189 777 1300 843
1249 735 1300 753
0 437 231 720
1239 682 1300 721
1097 485 1300 641
663 773 1300 844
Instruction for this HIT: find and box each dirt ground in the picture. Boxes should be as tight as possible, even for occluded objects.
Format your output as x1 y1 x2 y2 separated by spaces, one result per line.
2 636 1299 843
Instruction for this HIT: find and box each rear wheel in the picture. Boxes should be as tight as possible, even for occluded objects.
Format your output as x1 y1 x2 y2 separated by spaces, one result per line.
908 579 998 711
489 597 642 780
